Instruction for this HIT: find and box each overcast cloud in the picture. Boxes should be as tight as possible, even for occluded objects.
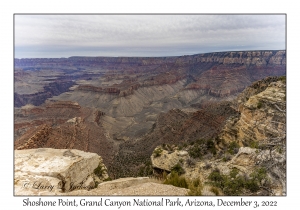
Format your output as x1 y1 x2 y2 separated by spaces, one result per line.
14 14 286 58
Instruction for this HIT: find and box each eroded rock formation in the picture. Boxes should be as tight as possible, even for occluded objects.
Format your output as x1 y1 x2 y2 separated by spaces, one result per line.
219 77 286 145
150 77 286 196
14 148 188 196
14 102 117 165
14 148 108 195
14 50 286 107
109 102 237 178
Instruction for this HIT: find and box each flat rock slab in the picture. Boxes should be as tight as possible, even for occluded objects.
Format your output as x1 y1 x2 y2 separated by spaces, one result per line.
66 177 189 196
14 148 102 195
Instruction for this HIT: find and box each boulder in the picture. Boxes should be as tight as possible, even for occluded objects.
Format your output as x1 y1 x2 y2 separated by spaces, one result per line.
14 148 108 195
151 147 189 172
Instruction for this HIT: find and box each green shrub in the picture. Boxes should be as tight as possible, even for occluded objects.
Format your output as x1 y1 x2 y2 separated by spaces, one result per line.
250 167 267 184
257 101 263 109
153 147 163 157
228 141 239 155
207 139 216 154
187 178 202 196
279 76 286 83
171 163 185 175
94 164 105 177
223 176 245 195
137 161 153 177
249 140 259 149
188 139 217 159
207 167 268 196
210 186 220 195
245 179 259 192
188 145 202 159
163 171 188 189
222 153 232 162
208 169 225 188
104 177 112 182
95 181 99 187
163 172 202 194
191 178 201 188
230 168 239 178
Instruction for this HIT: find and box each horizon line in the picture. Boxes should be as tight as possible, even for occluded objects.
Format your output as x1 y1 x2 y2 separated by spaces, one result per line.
14 49 286 59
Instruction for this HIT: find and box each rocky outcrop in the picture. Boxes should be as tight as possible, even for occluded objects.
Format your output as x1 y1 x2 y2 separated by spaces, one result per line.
216 77 286 195
151 147 189 172
16 124 52 150
227 147 286 195
219 77 286 145
149 77 286 196
14 148 188 196
150 145 285 196
46 101 81 109
14 148 108 195
94 110 105 125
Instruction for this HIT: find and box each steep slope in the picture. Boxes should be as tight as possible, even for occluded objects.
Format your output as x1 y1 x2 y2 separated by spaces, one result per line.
108 101 238 178
14 101 117 164
150 77 286 196
219 76 286 146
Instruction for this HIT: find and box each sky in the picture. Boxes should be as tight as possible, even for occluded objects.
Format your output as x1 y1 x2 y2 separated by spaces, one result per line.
14 14 286 58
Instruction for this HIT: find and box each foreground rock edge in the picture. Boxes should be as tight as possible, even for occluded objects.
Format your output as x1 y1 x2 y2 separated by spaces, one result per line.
14 148 188 196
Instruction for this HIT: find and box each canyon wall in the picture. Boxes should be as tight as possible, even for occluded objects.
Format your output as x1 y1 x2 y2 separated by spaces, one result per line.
14 50 286 107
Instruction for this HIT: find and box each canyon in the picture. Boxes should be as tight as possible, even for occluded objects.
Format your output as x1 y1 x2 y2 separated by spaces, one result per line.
14 50 286 195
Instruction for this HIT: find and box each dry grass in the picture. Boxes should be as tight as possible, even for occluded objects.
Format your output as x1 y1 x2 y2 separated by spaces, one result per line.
148 176 164 184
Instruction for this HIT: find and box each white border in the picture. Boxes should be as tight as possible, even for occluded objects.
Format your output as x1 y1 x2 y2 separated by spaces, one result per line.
3 0 298 209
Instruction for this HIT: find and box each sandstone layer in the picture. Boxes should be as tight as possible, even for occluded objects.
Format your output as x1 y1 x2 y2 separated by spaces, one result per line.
219 77 286 146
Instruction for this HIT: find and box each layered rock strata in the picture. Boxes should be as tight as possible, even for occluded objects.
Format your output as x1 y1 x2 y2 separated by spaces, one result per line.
14 148 108 195
14 50 286 107
219 77 286 145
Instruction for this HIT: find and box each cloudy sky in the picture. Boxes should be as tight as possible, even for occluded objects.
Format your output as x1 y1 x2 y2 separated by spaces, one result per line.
14 14 286 58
